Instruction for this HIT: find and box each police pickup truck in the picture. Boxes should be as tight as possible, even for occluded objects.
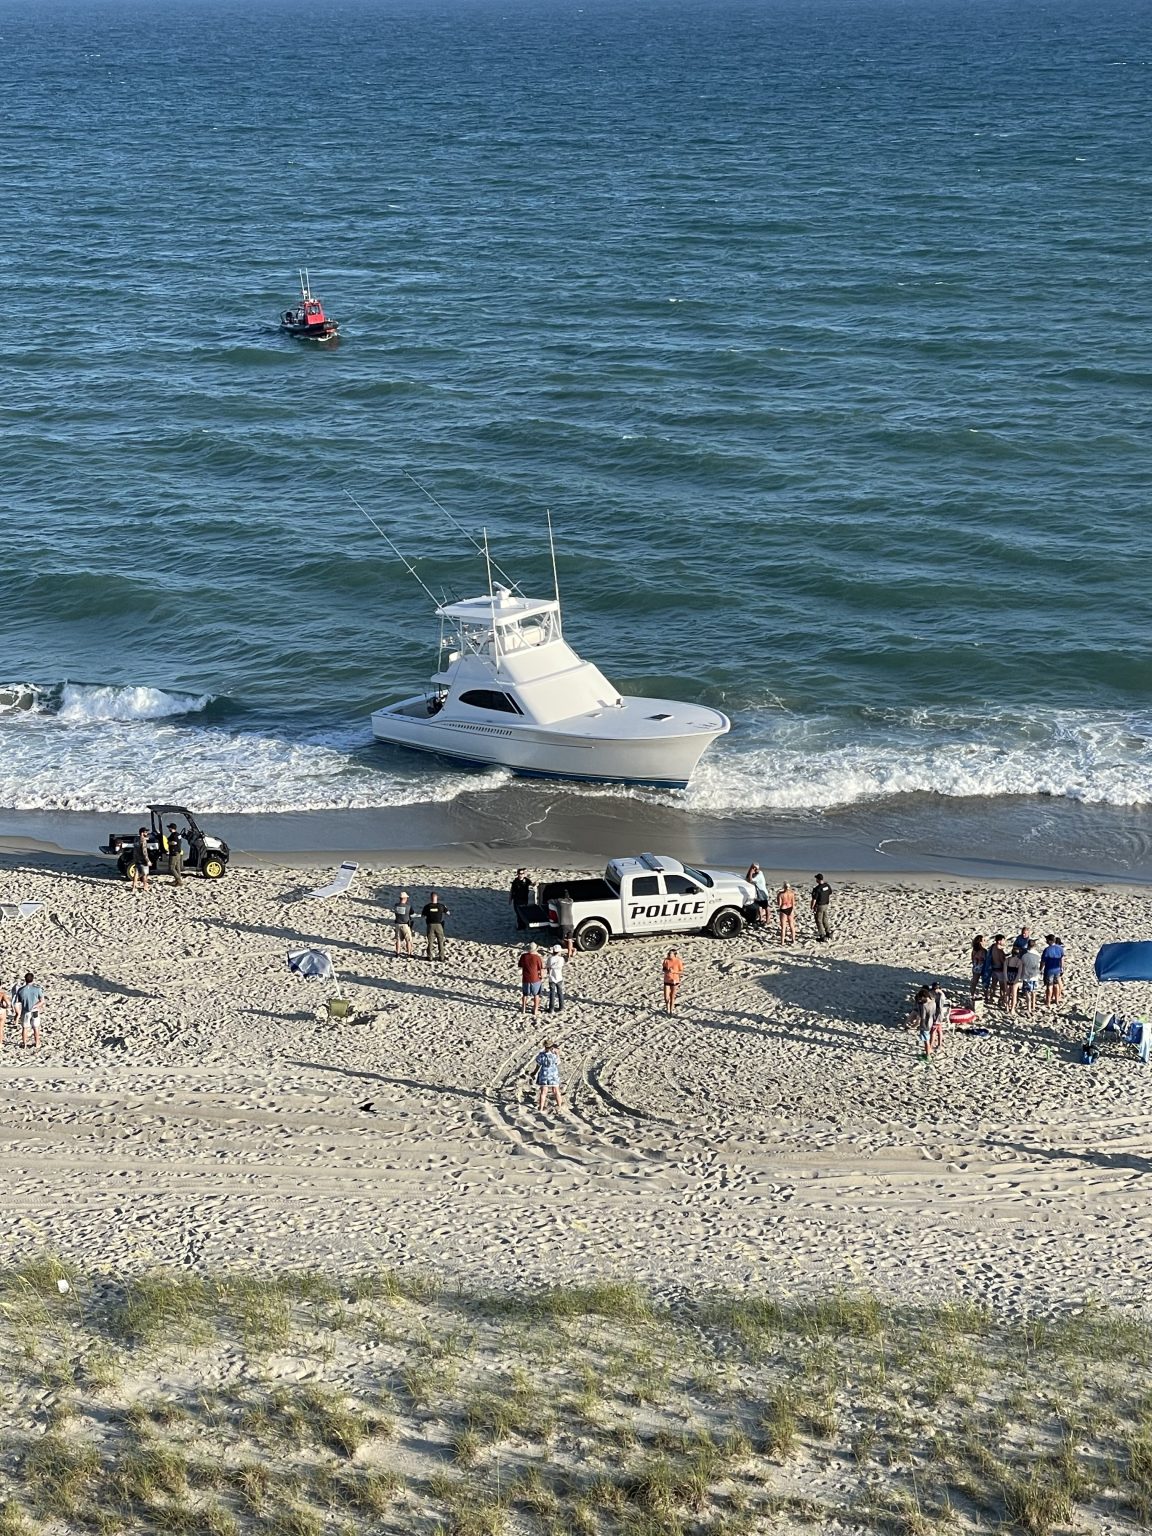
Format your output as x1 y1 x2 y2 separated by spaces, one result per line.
538 853 756 952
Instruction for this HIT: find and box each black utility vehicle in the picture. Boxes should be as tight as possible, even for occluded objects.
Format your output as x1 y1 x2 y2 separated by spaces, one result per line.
103 804 230 880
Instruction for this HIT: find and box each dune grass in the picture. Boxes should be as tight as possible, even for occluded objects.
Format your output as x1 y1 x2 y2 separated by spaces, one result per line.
0 1265 1148 1533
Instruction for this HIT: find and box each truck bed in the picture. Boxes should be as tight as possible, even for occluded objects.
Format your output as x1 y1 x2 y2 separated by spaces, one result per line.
539 878 616 906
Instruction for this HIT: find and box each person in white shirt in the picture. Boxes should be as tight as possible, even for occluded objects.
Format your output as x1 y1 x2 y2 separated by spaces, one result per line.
546 945 567 1014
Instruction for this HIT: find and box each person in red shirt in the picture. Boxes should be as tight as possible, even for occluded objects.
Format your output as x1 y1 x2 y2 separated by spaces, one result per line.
518 942 545 1017
662 948 684 1014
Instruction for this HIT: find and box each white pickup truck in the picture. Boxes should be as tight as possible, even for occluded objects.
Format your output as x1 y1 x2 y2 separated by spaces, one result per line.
537 853 757 952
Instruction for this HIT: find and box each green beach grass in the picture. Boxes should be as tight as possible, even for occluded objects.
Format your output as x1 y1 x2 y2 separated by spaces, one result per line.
0 1259 1147 1534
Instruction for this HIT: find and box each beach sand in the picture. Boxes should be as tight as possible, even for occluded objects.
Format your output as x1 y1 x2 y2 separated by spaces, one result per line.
0 851 1149 1317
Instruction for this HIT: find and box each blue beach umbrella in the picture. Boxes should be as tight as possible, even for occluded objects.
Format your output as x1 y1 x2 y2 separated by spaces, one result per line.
1093 942 1152 984
1087 943 1152 1062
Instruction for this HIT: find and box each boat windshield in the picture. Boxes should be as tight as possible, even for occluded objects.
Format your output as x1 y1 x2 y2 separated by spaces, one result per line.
682 865 714 889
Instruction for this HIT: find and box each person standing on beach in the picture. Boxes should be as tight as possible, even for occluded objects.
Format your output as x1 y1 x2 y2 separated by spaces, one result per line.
509 868 534 931
746 864 769 924
1041 934 1065 1007
777 881 797 944
393 890 414 958
546 945 566 1013
518 942 544 1017
422 890 449 962
810 875 833 941
987 934 1008 1007
916 986 935 1058
0 980 10 1047
165 822 184 887
14 972 44 1049
930 981 948 1053
533 1040 562 1112
1004 946 1024 1015
662 948 684 1014
970 936 987 1003
1020 939 1042 1017
554 888 576 960
130 827 151 895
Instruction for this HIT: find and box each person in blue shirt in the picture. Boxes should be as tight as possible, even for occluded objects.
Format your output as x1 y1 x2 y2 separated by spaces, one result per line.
15 971 44 1049
1041 935 1065 1007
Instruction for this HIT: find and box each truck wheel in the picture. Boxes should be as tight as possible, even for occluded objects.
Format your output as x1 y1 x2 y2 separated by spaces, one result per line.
117 855 133 881
710 906 744 939
575 919 610 953
202 854 226 880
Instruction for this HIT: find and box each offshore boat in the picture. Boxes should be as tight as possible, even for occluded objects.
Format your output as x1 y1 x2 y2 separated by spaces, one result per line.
370 582 730 789
279 269 339 341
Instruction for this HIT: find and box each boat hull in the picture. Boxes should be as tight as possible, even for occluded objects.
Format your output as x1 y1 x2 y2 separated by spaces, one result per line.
370 700 727 789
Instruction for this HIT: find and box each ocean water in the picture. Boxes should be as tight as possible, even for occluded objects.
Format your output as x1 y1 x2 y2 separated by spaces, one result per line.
3 0 1151 865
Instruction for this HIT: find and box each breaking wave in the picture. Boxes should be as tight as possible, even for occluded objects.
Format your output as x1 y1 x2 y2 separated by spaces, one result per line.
679 705 1152 814
0 684 1148 817
55 683 213 724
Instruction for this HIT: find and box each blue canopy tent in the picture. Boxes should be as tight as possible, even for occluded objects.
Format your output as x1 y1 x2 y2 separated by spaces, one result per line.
1086 943 1152 1062
1094 942 1152 984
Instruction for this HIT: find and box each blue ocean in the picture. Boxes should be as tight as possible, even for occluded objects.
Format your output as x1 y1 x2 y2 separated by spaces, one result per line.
3 0 1151 869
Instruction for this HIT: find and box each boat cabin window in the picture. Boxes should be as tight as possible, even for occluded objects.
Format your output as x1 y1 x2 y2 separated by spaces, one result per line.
630 875 660 897
664 874 702 895
458 689 523 715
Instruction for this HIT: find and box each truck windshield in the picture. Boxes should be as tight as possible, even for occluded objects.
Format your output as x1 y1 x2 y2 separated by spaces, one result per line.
682 865 714 889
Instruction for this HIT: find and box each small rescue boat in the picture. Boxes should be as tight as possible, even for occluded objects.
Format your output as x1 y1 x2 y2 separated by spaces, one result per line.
279 269 340 341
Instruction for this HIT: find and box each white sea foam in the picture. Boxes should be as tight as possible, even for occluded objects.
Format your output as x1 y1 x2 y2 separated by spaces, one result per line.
0 687 1148 816
0 702 512 815
55 683 212 724
680 706 1152 813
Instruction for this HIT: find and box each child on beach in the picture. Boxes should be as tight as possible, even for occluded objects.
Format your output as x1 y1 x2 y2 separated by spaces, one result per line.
533 1041 562 1112
969 935 987 1002
662 948 684 1014
130 827 151 895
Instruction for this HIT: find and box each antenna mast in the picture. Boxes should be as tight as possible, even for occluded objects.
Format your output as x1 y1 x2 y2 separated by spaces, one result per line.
546 506 562 636
483 527 502 675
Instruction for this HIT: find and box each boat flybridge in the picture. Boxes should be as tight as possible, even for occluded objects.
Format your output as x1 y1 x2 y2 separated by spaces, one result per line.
370 584 730 788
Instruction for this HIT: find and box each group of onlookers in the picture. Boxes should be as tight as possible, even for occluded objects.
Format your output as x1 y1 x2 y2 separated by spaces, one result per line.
745 867 834 943
970 928 1065 1016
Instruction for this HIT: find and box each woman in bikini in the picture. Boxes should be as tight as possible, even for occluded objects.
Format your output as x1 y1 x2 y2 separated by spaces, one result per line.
776 881 797 944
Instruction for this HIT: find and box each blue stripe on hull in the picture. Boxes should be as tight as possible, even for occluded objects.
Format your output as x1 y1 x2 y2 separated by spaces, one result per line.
373 738 689 790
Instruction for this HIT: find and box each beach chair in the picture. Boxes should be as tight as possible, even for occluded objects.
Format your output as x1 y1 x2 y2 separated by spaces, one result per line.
325 997 353 1022
0 901 44 922
303 862 358 900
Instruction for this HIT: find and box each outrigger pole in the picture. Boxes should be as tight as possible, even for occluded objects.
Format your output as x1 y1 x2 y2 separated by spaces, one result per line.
345 491 442 608
402 470 522 595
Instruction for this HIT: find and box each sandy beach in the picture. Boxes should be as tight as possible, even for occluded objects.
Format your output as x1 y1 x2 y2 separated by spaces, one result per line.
0 849 1148 1318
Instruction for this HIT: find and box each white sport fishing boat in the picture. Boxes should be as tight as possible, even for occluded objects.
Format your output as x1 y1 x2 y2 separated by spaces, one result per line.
370 584 730 788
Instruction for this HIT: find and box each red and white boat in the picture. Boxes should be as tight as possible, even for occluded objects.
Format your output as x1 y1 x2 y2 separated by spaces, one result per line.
280 269 339 341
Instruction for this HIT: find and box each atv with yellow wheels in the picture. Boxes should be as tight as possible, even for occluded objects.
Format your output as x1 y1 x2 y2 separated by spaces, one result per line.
103 804 231 880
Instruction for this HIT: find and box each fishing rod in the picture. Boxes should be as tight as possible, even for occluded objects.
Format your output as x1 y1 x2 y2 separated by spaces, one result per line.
344 490 442 608
402 469 523 595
